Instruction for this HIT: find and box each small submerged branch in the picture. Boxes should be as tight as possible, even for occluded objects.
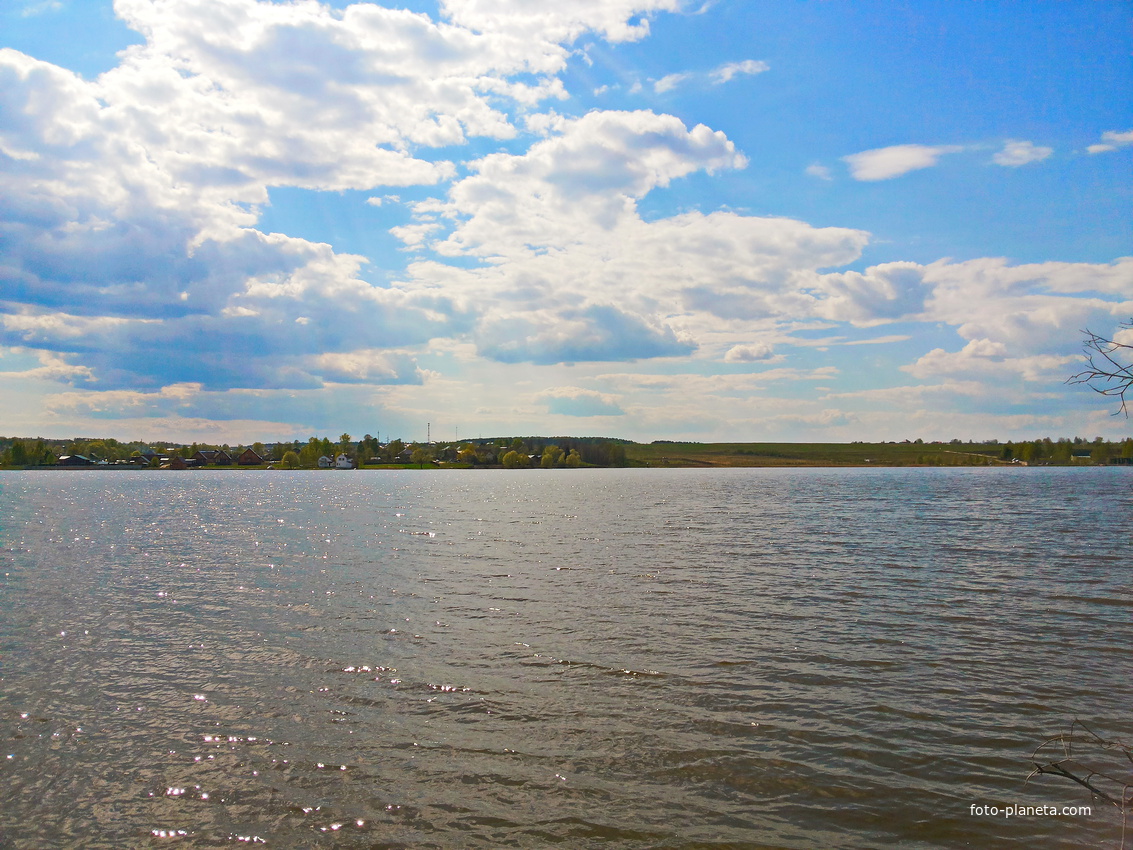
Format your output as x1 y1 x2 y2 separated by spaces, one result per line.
1028 720 1133 848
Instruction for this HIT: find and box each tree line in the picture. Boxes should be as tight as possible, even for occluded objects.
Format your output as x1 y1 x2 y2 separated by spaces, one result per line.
1 433 1129 468
0 433 633 468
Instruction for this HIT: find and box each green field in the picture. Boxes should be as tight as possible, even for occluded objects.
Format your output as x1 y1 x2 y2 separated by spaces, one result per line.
625 441 1009 467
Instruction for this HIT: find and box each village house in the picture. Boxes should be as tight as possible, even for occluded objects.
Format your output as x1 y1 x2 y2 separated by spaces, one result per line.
192 449 233 466
237 448 263 465
57 454 95 466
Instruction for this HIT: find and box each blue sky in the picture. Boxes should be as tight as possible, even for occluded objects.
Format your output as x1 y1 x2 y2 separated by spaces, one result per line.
1 0 1130 444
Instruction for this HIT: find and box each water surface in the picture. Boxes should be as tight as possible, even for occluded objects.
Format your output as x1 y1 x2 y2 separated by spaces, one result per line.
0 468 1129 848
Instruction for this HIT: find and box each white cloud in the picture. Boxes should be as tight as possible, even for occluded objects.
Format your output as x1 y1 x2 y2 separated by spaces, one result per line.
5 2 703 397
1087 129 1133 155
103 0 557 196
0 349 94 382
992 139 1052 167
843 143 964 181
389 110 877 364
904 340 1077 383
812 262 930 324
21 1 63 17
710 59 769 84
438 0 679 45
310 350 423 385
410 110 751 259
538 386 624 416
3 0 1128 440
654 72 689 93
841 334 911 346
724 343 776 362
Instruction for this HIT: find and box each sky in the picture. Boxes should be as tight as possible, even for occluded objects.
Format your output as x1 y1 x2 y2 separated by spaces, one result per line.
1 0 1131 445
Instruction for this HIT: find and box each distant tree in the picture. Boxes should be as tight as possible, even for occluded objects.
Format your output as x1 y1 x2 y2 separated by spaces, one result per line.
1070 319 1133 415
541 445 564 468
1090 441 1112 465
357 434 380 465
411 447 431 468
1051 440 1073 465
9 440 28 466
299 438 322 468
384 438 405 462
501 450 527 469
252 441 266 458
609 443 627 467
281 450 300 469
565 449 582 468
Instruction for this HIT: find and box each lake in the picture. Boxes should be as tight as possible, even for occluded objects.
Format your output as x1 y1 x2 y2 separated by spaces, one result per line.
0 467 1130 848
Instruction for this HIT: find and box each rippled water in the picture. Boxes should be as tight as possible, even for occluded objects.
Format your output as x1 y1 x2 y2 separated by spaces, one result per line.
0 467 1130 848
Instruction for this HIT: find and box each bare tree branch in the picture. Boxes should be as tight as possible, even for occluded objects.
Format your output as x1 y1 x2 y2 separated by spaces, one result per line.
1028 720 1133 849
1069 319 1133 416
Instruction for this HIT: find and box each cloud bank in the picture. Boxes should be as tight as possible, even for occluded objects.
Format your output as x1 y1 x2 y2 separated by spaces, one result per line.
1 0 1130 442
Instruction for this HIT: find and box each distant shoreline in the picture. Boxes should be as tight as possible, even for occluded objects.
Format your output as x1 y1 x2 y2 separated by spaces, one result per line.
4 438 1130 470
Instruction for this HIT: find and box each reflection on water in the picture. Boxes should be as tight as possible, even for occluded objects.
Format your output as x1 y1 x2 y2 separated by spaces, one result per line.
0 468 1130 848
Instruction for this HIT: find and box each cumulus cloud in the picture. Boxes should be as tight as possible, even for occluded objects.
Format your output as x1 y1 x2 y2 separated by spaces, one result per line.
389 109 881 363
426 110 749 255
0 349 94 382
992 140 1052 167
805 163 832 180
843 144 964 181
105 0 565 194
3 0 1128 438
1087 129 1133 155
710 59 769 84
538 386 625 416
812 262 930 324
904 339 1077 383
861 256 1133 393
475 304 695 364
4 0 690 399
724 343 776 362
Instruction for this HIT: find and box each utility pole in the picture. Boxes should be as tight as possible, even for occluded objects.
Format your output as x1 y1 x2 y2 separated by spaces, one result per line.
427 422 430 444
